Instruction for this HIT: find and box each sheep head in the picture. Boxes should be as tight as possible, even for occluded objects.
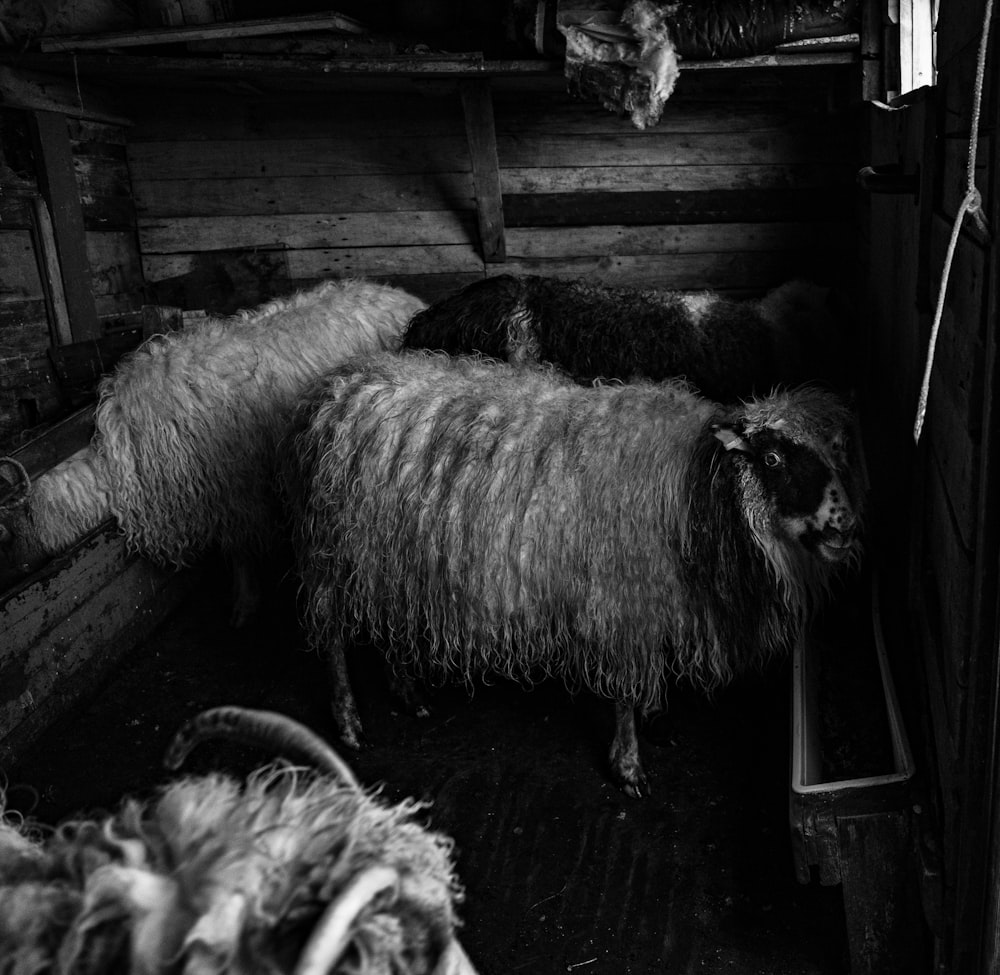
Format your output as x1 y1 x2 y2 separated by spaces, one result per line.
712 386 863 569
0 448 114 595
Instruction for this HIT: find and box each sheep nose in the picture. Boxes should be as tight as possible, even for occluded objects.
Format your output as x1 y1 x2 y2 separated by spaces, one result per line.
828 507 856 533
822 475 857 532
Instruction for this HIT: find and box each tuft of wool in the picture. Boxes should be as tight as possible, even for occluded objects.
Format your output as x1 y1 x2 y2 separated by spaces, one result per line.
0 767 462 974
559 0 681 128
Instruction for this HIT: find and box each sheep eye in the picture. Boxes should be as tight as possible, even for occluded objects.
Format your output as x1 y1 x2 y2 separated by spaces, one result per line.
763 451 782 468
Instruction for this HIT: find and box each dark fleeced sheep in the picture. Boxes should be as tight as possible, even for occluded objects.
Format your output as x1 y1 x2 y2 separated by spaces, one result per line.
401 274 851 402
0 278 425 624
282 351 864 798
0 707 475 975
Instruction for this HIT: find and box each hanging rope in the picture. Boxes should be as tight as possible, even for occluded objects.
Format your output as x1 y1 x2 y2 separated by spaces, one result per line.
913 0 994 443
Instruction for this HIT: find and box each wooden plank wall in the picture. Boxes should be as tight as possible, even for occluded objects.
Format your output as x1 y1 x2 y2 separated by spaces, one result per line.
71 117 146 321
494 69 858 292
125 85 480 310
929 1 1000 968
0 108 60 447
0 107 145 449
124 66 860 314
862 0 1000 968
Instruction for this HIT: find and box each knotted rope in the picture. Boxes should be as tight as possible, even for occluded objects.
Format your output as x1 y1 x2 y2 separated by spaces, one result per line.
913 0 994 442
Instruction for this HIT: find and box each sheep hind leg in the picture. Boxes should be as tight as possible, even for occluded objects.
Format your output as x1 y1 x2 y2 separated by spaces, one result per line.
327 636 365 750
609 701 649 799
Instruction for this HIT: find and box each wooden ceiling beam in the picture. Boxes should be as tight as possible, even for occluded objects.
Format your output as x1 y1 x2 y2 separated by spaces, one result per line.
38 11 366 53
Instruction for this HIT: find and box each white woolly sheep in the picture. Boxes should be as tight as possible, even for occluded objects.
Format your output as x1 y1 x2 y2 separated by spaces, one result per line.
0 706 476 975
0 278 426 624
401 274 851 403
280 351 864 798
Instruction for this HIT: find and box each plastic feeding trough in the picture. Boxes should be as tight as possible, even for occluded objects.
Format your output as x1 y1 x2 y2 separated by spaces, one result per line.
789 571 921 974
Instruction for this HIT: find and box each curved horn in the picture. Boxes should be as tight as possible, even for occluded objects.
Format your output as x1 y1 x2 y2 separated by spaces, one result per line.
164 706 361 791
0 457 32 510
436 939 480 975
294 865 399 975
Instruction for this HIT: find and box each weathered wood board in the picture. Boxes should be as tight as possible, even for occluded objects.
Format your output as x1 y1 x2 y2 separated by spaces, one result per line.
138 210 478 252
132 172 477 218
0 409 196 764
0 525 194 766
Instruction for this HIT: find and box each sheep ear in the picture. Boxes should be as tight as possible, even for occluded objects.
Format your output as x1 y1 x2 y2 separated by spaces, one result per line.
712 424 750 452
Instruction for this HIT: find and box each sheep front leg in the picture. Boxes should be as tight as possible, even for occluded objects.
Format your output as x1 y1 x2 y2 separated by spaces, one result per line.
609 701 649 799
327 636 364 749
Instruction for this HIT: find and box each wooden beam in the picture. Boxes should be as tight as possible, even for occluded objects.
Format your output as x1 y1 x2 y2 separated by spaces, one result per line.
860 0 883 102
775 33 860 52
29 110 101 342
680 51 857 70
7 405 94 481
0 66 133 125
460 79 506 264
29 196 73 346
38 11 367 52
3 53 561 87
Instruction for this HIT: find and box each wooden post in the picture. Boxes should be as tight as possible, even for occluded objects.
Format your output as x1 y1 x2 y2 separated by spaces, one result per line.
860 0 883 101
961 50 1000 971
459 79 506 264
837 810 925 974
28 110 101 343
29 196 73 346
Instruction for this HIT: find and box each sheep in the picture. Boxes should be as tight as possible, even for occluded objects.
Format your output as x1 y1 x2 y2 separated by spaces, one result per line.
401 274 852 403
0 706 476 975
280 350 864 799
0 278 426 625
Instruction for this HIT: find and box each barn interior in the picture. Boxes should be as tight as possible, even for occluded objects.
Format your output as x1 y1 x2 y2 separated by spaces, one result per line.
0 1 997 972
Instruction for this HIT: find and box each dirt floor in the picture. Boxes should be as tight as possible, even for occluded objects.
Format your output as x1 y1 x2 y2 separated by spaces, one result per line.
6 559 852 975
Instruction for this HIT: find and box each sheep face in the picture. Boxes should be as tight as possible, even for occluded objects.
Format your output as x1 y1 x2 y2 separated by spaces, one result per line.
713 389 862 567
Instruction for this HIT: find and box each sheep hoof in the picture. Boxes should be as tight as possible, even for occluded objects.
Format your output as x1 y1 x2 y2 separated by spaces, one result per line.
334 703 366 750
619 775 650 800
612 763 650 800
338 726 365 751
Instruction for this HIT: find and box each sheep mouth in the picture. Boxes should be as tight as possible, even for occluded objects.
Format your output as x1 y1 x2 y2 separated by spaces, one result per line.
815 528 856 563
